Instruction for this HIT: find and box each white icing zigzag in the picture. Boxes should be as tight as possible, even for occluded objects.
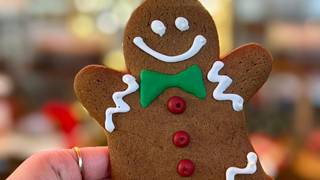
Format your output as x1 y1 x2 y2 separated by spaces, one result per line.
105 74 139 133
226 152 258 180
207 61 244 111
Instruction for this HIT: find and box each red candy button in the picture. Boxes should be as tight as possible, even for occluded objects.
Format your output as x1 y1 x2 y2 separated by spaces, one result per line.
173 131 190 148
177 159 195 177
167 96 186 114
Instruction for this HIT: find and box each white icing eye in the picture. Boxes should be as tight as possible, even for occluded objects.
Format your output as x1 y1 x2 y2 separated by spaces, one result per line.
175 17 189 32
151 20 166 37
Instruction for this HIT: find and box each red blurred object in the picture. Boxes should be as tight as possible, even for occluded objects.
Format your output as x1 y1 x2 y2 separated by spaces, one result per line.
305 130 320 153
250 133 276 154
250 133 289 177
43 101 79 147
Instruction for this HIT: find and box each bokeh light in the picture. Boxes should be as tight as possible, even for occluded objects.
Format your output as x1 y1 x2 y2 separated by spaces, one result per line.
103 50 127 72
74 0 113 13
96 12 120 35
69 14 96 39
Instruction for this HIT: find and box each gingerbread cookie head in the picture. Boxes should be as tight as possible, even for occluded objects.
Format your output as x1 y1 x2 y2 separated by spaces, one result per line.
123 0 219 76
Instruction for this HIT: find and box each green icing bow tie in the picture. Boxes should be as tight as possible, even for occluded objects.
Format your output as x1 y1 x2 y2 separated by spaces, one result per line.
140 65 206 108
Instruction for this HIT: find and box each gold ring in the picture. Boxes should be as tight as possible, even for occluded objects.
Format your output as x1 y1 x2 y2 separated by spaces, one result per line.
73 147 84 173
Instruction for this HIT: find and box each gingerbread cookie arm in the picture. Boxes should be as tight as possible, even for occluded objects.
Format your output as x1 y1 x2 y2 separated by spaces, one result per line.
220 43 273 102
74 65 136 129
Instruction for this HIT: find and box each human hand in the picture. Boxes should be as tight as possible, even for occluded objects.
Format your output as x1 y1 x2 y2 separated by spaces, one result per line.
7 147 110 180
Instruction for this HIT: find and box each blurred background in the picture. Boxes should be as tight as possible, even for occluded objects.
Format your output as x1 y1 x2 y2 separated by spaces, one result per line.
0 0 319 179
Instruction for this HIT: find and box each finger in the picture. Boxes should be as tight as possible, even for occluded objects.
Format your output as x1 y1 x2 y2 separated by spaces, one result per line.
7 152 62 180
72 147 111 180
44 147 111 180
9 147 111 180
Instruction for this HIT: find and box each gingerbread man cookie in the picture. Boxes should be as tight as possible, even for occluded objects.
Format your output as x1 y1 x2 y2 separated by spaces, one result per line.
74 0 273 179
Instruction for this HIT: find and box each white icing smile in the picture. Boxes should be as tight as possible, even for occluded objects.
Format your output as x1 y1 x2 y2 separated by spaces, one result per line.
133 17 207 63
133 35 207 63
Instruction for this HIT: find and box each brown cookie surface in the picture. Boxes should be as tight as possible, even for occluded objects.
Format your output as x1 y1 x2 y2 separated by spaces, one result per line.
74 0 273 179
